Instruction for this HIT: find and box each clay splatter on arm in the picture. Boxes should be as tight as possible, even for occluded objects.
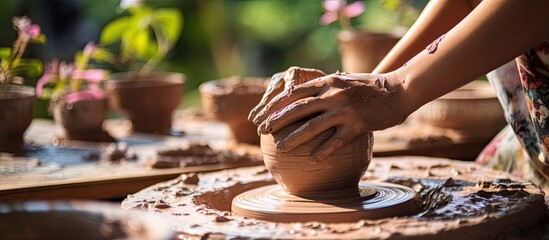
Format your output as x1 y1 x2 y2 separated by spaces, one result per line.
426 34 446 54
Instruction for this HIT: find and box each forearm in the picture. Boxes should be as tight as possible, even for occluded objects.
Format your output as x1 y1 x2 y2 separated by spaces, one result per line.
398 0 549 116
373 0 479 74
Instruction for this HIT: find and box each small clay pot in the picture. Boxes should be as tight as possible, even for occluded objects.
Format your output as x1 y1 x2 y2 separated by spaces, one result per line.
416 81 506 131
51 97 114 142
261 118 373 197
199 77 268 145
105 72 185 134
0 84 34 151
338 30 401 73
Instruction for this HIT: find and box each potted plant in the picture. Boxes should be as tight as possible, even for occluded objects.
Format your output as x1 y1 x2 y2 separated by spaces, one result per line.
100 2 185 134
36 42 114 142
321 0 403 73
0 16 45 151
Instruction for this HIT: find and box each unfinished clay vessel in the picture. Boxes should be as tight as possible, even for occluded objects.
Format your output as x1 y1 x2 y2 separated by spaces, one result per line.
0 85 34 151
261 118 373 196
200 77 267 145
51 97 114 142
338 30 401 73
105 72 184 134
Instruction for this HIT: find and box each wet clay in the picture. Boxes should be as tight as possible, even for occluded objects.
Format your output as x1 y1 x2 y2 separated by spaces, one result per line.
260 118 374 196
151 143 261 169
200 77 268 145
426 34 446 54
82 142 138 163
233 117 419 222
122 157 547 239
232 182 419 223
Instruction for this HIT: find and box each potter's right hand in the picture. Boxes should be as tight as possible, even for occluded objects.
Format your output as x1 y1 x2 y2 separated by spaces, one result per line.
254 72 410 162
248 66 326 123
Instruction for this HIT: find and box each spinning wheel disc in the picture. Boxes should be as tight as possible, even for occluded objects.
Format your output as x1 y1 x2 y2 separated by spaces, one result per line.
232 182 420 223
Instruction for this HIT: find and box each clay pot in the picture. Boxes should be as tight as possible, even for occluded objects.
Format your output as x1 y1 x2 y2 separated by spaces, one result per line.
51 97 114 142
0 201 174 240
200 77 268 145
0 84 34 151
105 72 185 134
338 30 401 73
416 81 506 131
261 118 373 197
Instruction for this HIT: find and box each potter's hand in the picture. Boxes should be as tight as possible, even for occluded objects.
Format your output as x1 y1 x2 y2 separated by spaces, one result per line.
248 66 326 123
256 72 409 162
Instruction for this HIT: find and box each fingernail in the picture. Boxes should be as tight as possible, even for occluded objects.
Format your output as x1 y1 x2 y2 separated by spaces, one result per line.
310 153 326 164
309 156 321 165
275 141 285 152
253 114 263 125
258 122 267 134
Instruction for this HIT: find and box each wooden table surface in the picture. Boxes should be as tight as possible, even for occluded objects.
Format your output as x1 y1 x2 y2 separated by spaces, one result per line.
0 111 494 201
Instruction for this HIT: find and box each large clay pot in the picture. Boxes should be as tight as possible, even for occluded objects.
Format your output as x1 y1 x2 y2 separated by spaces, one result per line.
105 72 185 134
199 77 268 145
51 97 114 142
0 84 34 151
338 30 401 73
261 118 373 197
416 81 506 132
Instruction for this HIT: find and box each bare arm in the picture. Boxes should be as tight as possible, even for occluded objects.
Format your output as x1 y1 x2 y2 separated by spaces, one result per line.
399 0 549 115
252 0 549 164
373 0 480 74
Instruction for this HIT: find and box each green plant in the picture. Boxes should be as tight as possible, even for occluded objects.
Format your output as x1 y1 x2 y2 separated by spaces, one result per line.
100 1 183 77
381 0 421 27
0 16 45 84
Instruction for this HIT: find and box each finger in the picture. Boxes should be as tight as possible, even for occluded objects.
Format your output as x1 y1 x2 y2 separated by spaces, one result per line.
252 83 323 125
284 66 326 88
276 111 340 153
248 72 285 122
310 127 357 164
258 96 329 135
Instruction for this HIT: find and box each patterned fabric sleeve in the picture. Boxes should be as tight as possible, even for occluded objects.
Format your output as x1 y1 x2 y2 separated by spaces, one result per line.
476 58 548 187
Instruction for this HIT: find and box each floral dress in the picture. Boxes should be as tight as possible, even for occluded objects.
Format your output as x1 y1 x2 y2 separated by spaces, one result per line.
477 41 549 188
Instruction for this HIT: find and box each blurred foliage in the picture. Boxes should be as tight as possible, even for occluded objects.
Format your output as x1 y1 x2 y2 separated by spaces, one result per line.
0 0 426 118
100 5 183 76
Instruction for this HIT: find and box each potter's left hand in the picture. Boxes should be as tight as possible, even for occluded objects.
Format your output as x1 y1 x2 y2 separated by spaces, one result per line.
256 72 410 162
248 66 326 124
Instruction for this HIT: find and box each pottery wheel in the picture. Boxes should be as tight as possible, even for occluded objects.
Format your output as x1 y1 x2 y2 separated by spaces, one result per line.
232 182 419 223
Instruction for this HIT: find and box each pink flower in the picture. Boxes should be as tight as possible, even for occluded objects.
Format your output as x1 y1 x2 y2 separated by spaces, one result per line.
72 69 107 83
64 89 105 103
320 0 365 26
36 60 60 97
13 16 41 40
83 42 97 58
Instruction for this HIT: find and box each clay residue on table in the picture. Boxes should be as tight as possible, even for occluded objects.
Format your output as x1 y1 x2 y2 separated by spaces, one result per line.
122 157 547 239
82 142 138 163
151 143 261 169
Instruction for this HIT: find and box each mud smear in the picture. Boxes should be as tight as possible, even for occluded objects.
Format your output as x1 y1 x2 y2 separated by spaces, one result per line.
122 159 547 239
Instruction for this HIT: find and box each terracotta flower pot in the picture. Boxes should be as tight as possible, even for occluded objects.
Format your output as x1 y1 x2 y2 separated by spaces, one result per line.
416 81 506 131
105 72 185 134
338 30 401 73
199 77 268 145
0 84 34 151
261 118 373 197
51 97 114 142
